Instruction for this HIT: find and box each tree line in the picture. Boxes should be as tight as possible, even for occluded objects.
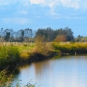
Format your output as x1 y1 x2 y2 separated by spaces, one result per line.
0 28 34 42
0 27 86 42
36 27 74 42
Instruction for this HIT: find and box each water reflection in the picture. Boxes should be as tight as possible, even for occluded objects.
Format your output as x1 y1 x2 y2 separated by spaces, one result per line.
33 60 51 76
12 56 87 87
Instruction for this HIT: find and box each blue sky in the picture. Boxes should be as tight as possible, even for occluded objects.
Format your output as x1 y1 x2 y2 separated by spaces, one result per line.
0 0 87 37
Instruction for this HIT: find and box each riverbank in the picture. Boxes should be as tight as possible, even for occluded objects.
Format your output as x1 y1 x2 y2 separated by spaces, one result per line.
52 42 87 54
0 42 87 70
0 42 55 70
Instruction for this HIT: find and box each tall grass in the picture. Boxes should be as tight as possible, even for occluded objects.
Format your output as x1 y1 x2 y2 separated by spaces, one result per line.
52 42 87 54
1 42 87 70
0 68 35 87
0 45 19 70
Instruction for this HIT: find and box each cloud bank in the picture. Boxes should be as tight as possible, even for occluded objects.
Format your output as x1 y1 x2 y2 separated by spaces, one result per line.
0 0 87 10
0 0 87 24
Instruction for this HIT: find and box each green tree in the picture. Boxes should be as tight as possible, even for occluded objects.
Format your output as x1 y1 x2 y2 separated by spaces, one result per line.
64 27 74 41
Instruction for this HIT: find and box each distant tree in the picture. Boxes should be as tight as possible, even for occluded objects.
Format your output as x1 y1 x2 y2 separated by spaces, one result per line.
24 28 33 42
4 32 10 41
64 27 74 41
4 29 11 41
0 28 3 36
35 27 74 42
75 35 83 42
46 27 55 41
55 28 66 35
9 29 14 42
0 27 74 42
35 27 55 41
17 29 24 42
54 34 66 42
0 28 4 42
3 28 15 42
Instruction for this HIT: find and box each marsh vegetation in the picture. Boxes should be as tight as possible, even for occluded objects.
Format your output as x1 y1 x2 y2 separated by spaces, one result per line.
0 42 87 71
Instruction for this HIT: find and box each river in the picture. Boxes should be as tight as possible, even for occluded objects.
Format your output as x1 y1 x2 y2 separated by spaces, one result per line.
12 55 87 87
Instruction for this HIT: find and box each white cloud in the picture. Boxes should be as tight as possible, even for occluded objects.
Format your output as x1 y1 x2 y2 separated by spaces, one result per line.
29 0 79 9
0 0 21 6
0 0 9 5
60 0 80 9
20 0 30 7
16 10 28 15
29 0 44 4
81 0 87 10
3 18 30 24
0 0 87 10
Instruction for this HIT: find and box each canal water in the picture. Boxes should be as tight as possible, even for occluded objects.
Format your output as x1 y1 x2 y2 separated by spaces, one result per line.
12 55 87 87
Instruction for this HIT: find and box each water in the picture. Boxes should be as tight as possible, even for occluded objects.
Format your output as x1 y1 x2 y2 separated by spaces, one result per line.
12 55 87 87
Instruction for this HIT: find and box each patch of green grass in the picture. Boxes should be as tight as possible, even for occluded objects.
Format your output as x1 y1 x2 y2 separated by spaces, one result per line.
0 45 19 70
0 42 35 70
52 42 87 54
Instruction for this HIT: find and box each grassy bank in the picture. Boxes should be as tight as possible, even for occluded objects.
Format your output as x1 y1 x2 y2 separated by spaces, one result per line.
52 42 87 54
0 42 55 70
0 42 87 70
0 44 19 70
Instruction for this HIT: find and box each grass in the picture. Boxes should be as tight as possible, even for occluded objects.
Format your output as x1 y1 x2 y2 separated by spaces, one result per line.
0 42 35 70
0 68 35 87
52 42 87 54
0 42 87 70
0 45 19 70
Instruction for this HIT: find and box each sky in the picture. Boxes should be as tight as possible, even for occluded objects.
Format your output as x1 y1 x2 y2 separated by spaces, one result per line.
0 0 87 37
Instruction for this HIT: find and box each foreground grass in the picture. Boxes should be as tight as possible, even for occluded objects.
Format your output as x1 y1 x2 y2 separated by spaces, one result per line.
0 67 35 87
0 45 19 70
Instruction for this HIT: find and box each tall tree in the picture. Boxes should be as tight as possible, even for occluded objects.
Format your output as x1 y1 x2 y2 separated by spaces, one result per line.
18 29 24 42
24 28 33 42
4 29 10 41
35 27 55 41
64 27 74 41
